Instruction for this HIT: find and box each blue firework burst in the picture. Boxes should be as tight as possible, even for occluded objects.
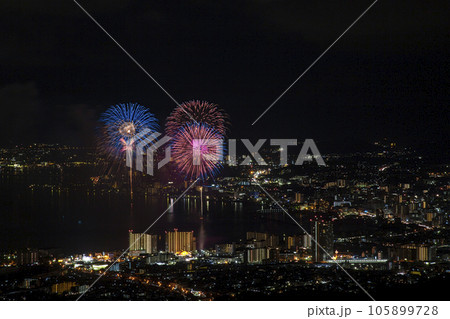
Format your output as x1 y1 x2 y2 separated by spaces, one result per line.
99 103 159 157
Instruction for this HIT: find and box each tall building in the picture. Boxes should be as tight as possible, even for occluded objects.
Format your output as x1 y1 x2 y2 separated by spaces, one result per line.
311 215 334 262
394 204 409 221
286 235 302 250
303 234 312 249
246 232 279 248
294 192 304 203
129 231 158 254
246 247 269 264
165 229 196 253
388 244 436 261
215 243 235 256
18 249 38 266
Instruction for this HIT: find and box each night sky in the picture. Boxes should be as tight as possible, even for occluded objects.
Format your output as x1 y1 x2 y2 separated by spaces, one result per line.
1 0 448 149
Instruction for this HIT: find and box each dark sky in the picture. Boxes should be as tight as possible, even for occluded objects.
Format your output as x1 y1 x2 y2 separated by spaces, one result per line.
0 0 448 149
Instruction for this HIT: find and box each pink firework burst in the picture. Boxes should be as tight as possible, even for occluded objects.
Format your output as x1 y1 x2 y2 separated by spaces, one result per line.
171 123 224 180
165 100 228 137
119 138 134 153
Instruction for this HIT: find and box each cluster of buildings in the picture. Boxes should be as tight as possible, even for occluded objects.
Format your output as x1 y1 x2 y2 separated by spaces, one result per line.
0 142 448 300
129 229 196 256
126 219 332 266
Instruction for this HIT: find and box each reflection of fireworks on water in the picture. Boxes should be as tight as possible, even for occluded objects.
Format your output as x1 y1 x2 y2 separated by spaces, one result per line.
171 123 224 180
165 100 228 137
98 103 158 199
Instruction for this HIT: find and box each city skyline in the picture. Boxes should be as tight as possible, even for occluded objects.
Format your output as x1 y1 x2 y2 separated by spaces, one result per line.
0 0 448 306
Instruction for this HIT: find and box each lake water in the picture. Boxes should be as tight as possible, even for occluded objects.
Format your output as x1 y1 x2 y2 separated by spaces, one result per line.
0 183 301 253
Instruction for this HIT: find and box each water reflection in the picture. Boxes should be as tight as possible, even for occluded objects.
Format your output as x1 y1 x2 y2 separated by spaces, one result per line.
0 184 299 252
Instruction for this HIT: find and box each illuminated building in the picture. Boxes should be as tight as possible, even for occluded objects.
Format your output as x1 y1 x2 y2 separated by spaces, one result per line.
146 252 175 265
246 247 269 264
394 204 409 221
165 229 196 253
333 200 352 207
303 234 312 249
215 243 235 255
337 179 346 188
129 231 158 254
22 278 37 289
311 215 334 262
51 282 77 295
247 232 266 241
18 249 38 266
246 232 279 247
286 235 302 250
388 244 436 261
294 192 304 203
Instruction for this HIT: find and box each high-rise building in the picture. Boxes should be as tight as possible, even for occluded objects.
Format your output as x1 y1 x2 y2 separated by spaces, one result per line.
215 243 235 256
426 211 435 222
286 235 302 250
246 232 279 248
18 249 38 266
129 231 158 254
303 234 312 249
294 192 304 203
311 215 334 262
394 204 409 221
388 244 436 261
165 229 196 253
246 232 265 241
246 247 269 264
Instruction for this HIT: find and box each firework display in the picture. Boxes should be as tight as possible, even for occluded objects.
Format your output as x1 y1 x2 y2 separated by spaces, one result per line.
171 123 224 180
165 100 228 137
98 101 228 181
98 103 159 200
99 103 159 158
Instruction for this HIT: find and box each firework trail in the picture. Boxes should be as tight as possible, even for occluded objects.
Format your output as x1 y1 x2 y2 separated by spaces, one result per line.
171 123 224 180
98 103 159 198
165 100 228 137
